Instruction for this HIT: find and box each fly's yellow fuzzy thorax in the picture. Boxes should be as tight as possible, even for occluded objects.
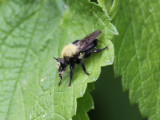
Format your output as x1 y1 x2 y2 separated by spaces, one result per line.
61 44 78 59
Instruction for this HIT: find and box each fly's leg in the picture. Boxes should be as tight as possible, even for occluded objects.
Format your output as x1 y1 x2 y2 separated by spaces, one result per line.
68 64 75 87
58 74 62 86
79 60 90 75
92 46 108 53
84 46 108 58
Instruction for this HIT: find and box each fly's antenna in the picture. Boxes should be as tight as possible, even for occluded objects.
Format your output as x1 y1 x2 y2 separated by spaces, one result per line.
53 57 59 61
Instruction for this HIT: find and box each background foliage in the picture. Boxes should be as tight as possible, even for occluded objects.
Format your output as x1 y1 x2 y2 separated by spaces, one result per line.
113 0 160 120
89 65 146 120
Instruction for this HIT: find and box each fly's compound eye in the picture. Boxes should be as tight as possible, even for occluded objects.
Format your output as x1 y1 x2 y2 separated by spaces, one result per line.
60 60 65 66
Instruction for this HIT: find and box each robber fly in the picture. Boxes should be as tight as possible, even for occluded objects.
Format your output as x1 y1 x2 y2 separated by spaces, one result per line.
54 30 107 87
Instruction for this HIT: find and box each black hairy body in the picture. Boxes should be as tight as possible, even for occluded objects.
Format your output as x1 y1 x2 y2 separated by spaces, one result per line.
54 30 107 87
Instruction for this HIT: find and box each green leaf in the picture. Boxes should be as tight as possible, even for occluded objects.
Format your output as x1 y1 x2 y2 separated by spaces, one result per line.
0 0 117 119
73 83 94 120
98 0 111 13
113 0 160 119
98 0 119 20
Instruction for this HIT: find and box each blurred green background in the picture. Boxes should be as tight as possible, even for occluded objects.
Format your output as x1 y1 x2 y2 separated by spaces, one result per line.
88 65 147 120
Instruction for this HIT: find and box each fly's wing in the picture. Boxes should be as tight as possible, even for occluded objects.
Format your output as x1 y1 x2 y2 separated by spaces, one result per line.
74 30 102 54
